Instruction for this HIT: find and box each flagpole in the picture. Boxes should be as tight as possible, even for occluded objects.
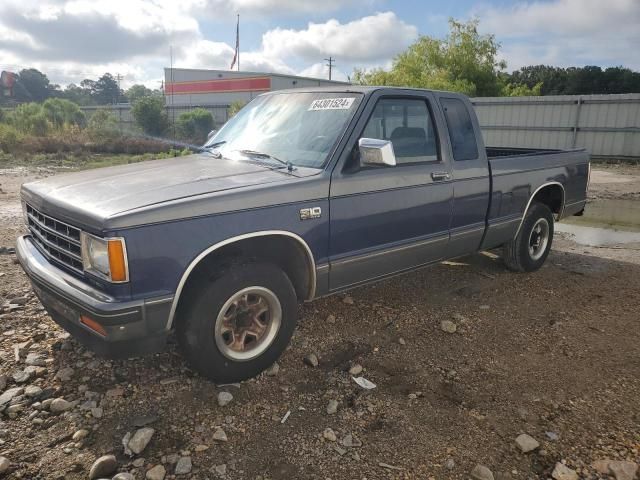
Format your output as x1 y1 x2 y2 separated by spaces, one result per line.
237 14 240 71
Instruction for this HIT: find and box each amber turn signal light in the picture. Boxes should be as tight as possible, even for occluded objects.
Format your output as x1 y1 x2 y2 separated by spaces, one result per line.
108 239 128 282
80 315 107 337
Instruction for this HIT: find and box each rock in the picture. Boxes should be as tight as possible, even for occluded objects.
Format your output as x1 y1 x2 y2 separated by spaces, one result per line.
326 399 339 415
398 337 406 345
342 295 354 305
0 387 24 408
0 456 9 475
265 363 279 376
213 464 227 476
341 434 362 448
25 353 46 367
128 427 155 455
194 444 208 452
12 370 31 384
303 353 319 367
106 387 124 398
89 454 117 479
217 391 233 407
592 460 611 475
545 431 559 441
73 429 89 441
551 463 578 480
471 464 494 480
323 428 337 442
440 320 457 333
113 474 135 480
133 458 145 467
348 364 363 375
212 427 228 442
91 407 103 418
55 367 74 382
50 398 73 413
146 464 166 480
445 458 455 470
0 376 6 391
174 457 192 475
515 433 540 453
24 385 42 398
326 314 336 323
609 461 639 480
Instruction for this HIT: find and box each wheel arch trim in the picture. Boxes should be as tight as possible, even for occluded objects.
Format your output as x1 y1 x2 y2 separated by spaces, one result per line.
514 181 566 238
165 230 316 330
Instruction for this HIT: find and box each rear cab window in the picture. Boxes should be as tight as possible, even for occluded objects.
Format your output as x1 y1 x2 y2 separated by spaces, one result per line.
440 97 479 161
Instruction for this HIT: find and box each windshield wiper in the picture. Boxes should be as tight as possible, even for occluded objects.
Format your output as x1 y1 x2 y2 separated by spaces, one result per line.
202 140 227 158
237 149 295 172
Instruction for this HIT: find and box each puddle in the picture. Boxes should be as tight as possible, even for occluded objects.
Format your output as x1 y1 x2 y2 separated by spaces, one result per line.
558 198 640 247
556 223 640 247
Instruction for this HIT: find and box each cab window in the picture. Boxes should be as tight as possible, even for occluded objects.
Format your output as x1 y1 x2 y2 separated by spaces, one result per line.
361 98 440 164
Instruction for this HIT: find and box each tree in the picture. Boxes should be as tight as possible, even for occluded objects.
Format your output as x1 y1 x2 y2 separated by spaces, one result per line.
9 103 49 136
176 108 214 145
61 83 95 105
87 109 119 141
14 69 53 102
92 73 123 105
354 19 506 97
132 96 168 136
125 84 159 104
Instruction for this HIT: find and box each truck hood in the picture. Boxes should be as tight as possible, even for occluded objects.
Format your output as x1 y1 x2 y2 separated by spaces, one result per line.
21 154 317 231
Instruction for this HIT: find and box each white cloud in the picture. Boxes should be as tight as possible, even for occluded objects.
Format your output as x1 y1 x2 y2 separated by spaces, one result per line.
298 62 349 82
262 12 417 63
0 1 414 87
477 0 640 70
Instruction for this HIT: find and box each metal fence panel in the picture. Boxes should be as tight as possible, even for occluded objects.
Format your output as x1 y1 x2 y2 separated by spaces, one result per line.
472 94 640 160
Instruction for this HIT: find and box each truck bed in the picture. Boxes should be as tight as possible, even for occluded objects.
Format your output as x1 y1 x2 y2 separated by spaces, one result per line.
486 146 562 159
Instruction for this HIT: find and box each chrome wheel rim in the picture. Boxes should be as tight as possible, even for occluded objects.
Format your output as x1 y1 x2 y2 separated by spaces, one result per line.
214 286 282 361
528 218 550 261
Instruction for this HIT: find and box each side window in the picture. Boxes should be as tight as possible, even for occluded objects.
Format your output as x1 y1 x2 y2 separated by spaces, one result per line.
361 98 439 164
440 98 479 161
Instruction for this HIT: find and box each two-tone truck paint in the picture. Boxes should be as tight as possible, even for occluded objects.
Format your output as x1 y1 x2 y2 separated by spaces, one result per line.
17 87 589 382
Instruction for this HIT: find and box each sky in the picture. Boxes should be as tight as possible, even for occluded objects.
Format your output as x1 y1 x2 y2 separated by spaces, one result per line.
0 0 638 88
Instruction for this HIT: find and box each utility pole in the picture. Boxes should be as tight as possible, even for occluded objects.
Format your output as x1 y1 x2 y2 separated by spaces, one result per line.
115 73 122 104
324 57 335 81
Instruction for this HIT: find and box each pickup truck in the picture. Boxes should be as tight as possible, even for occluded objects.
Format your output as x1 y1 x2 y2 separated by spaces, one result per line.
17 87 590 382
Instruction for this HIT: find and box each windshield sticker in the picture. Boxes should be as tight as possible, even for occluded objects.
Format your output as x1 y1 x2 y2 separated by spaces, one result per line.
308 97 355 111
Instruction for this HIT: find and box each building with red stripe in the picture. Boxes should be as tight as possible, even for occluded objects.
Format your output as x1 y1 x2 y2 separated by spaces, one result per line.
164 68 349 108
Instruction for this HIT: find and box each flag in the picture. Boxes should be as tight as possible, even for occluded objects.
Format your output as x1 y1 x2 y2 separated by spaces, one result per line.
230 15 239 70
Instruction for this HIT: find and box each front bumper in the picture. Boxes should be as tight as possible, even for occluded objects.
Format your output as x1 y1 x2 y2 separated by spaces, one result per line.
16 235 173 358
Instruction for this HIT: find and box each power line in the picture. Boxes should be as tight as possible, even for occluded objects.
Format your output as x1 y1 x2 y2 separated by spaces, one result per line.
324 57 335 81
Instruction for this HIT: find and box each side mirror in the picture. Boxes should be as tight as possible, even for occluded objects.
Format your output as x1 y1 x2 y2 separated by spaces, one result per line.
358 138 396 167
207 129 217 139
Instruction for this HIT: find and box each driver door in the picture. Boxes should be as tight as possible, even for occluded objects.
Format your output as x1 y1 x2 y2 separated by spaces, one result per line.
328 91 454 290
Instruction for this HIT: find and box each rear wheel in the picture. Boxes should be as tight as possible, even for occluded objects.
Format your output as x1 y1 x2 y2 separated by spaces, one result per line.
176 261 298 383
503 202 554 272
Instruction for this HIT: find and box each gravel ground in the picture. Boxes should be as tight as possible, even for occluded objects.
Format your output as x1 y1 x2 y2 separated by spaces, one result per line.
1 164 640 480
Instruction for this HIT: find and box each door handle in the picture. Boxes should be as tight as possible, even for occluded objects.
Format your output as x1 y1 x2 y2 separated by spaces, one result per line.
431 171 451 181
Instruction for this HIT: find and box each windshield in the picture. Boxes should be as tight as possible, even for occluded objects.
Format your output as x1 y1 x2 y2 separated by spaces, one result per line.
205 92 362 168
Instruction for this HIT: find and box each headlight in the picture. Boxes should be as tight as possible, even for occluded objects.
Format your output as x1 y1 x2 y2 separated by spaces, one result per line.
80 233 129 283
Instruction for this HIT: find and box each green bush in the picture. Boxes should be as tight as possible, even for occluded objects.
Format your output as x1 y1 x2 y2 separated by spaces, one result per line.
0 123 23 152
176 108 214 145
10 103 49 136
228 100 246 118
131 96 168 136
87 109 120 141
42 98 86 129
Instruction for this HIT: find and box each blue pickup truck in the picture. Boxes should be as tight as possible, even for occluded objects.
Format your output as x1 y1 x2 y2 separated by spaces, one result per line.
17 87 590 382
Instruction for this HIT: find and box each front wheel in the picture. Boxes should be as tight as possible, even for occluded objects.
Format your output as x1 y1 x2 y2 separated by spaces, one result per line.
503 202 554 272
176 262 298 383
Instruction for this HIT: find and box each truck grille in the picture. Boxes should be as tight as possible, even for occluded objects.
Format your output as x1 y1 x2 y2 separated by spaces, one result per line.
26 204 83 272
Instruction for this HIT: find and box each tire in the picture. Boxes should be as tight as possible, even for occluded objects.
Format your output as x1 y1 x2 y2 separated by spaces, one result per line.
176 261 298 383
503 202 554 272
